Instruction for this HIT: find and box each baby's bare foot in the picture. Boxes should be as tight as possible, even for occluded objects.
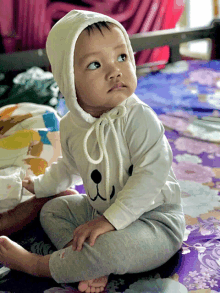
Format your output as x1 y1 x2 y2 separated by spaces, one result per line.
0 236 37 275
78 275 108 293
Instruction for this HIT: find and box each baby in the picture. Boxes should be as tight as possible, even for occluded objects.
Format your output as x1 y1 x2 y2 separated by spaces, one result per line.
0 10 185 293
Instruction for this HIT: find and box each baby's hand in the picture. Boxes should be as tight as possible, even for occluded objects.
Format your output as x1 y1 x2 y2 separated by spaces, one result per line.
72 215 115 251
22 176 35 194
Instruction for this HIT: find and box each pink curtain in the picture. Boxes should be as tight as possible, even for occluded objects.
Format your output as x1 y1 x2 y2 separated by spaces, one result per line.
0 0 185 66
0 0 16 53
133 0 185 66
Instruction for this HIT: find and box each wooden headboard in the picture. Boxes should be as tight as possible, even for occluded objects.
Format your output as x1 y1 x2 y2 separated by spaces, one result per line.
0 19 219 73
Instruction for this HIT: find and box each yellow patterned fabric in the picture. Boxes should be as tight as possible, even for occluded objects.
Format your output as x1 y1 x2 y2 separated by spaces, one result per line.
0 102 61 209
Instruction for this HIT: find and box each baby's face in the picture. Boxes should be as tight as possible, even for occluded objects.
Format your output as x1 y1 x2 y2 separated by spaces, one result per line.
74 24 137 118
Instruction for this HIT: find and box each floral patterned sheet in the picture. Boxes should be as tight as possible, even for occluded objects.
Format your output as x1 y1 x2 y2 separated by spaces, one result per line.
0 60 220 293
136 60 220 292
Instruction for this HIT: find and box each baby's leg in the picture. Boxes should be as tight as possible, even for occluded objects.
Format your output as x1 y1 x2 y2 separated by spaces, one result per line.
40 193 94 250
40 194 109 292
64 240 108 293
42 202 184 284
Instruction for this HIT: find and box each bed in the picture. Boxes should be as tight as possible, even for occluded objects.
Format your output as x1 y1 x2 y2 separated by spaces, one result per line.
0 19 220 293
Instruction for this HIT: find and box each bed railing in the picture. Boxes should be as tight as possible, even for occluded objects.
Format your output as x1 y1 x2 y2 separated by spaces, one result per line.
0 19 219 73
130 19 220 63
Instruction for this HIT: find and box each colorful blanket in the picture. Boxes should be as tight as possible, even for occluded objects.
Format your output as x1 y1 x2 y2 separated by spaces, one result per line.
0 102 62 202
0 60 220 292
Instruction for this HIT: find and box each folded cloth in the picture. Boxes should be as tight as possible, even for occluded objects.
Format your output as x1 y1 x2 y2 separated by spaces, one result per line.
0 166 26 213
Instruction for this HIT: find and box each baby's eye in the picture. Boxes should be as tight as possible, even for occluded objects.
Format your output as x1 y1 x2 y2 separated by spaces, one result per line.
87 62 100 70
118 54 127 62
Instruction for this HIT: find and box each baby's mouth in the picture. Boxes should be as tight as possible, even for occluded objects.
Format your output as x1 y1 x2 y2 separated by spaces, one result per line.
108 83 125 92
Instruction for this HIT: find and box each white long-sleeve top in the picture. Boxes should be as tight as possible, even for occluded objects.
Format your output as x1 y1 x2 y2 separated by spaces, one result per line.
34 94 181 230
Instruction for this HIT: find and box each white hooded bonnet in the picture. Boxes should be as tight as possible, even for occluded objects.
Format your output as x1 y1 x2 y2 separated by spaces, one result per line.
46 9 136 124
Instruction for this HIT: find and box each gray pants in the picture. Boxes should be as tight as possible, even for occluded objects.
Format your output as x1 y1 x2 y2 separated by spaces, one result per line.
40 194 185 284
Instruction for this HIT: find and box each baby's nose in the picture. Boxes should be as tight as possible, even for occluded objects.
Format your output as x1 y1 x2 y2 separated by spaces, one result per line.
107 64 122 80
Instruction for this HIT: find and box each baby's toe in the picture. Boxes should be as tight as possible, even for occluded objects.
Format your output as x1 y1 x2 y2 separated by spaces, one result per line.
78 280 89 292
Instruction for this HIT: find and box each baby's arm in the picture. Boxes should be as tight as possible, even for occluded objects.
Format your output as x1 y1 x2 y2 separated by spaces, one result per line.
33 116 82 199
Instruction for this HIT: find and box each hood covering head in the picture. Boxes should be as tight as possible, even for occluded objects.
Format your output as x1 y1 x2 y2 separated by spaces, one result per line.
46 10 136 123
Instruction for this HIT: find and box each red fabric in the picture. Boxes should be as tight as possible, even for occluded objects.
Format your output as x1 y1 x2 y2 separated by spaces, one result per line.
148 0 185 68
0 0 16 52
0 0 184 66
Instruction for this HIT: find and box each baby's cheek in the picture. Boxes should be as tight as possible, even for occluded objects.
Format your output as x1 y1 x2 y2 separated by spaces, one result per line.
127 68 137 90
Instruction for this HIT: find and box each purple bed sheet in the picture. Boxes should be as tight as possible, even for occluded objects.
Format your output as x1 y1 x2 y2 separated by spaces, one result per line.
134 60 220 292
0 60 220 293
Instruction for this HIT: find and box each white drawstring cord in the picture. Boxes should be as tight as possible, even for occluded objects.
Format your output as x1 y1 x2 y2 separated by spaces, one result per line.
83 106 126 204
108 118 124 188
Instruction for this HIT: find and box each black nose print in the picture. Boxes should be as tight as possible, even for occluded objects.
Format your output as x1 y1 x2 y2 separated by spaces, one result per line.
128 165 133 176
91 170 102 184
